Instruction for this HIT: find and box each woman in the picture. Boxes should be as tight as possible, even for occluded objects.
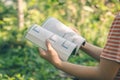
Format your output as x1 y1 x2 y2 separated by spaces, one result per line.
39 12 120 80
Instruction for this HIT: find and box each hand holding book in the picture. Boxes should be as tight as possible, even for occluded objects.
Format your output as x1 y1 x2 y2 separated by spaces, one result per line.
38 40 62 68
42 17 85 54
25 17 86 61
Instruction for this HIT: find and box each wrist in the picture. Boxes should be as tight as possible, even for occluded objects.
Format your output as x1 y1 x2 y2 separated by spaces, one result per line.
80 41 87 50
55 61 67 70
53 60 63 69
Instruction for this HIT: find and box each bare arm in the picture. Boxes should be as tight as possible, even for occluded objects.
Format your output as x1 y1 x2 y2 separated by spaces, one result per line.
39 41 120 80
57 58 119 80
71 27 103 61
81 42 103 61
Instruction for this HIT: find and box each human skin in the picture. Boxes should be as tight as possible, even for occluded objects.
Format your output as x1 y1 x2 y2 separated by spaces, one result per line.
39 40 120 80
80 42 102 61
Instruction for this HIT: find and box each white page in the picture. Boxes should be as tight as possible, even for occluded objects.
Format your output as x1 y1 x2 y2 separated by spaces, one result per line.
41 17 85 54
25 24 77 61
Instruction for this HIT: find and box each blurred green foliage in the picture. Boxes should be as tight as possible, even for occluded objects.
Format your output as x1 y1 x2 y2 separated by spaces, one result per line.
0 0 120 80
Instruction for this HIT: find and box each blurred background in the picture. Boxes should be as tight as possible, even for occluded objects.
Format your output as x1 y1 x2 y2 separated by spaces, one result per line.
0 0 120 80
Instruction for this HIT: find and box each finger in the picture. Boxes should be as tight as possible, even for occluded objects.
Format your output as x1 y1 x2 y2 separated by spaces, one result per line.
46 40 53 51
38 48 46 57
70 27 80 34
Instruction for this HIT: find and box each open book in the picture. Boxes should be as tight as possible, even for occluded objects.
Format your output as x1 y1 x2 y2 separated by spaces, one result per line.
25 17 85 61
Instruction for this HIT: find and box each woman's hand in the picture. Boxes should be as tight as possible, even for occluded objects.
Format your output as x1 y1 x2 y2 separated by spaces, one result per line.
70 27 80 35
38 40 62 68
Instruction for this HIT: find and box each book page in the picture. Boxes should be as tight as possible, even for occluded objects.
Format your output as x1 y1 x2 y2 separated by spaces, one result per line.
41 17 85 54
25 24 77 61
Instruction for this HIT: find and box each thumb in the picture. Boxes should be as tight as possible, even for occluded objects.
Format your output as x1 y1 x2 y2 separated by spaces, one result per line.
46 40 53 51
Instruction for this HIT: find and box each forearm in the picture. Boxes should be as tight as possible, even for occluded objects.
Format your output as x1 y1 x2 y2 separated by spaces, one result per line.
56 61 99 79
55 59 118 80
80 42 103 61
